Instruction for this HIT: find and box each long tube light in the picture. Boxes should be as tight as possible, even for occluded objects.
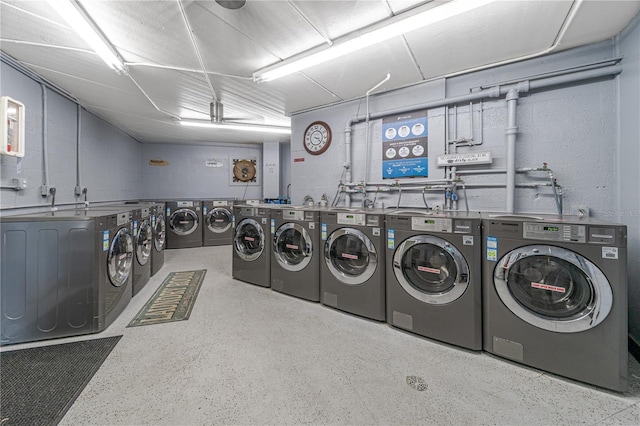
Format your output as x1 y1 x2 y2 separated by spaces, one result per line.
179 120 291 135
253 0 498 83
52 0 127 74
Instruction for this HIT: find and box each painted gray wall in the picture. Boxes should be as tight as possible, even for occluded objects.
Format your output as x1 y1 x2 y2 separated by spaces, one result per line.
139 143 263 201
290 38 638 338
618 14 640 346
0 61 142 212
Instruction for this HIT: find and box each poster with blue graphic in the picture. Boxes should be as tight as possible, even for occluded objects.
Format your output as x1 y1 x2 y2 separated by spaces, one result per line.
382 110 428 179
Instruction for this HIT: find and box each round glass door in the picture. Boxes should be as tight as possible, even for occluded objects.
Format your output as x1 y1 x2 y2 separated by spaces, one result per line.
206 208 232 233
234 219 264 261
273 223 312 272
169 209 198 236
136 219 153 266
107 228 134 287
324 228 377 285
494 245 613 333
154 214 166 251
393 235 469 304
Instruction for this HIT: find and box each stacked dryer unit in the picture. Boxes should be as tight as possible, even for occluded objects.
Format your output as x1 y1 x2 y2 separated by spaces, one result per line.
270 206 321 302
320 208 386 321
482 214 628 392
166 200 203 249
385 210 482 350
202 199 234 246
232 204 271 287
150 201 166 276
0 208 135 344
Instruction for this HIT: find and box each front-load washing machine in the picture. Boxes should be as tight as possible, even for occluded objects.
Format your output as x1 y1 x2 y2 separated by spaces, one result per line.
102 203 153 296
320 208 386 321
150 201 166 276
202 199 234 246
385 210 482 350
270 206 320 301
232 204 271 287
482 214 628 392
166 200 203 249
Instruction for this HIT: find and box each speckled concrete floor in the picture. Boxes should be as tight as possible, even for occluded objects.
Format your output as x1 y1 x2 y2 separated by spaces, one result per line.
6 246 640 425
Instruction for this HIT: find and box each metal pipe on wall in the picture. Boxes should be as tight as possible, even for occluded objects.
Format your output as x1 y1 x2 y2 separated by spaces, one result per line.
40 83 50 196
505 88 520 213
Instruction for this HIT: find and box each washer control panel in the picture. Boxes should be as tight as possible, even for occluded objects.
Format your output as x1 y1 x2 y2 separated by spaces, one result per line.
523 222 586 243
337 213 366 226
411 217 452 233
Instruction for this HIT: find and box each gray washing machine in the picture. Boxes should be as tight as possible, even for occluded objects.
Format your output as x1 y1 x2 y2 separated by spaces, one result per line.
482 214 628 392
320 208 386 321
202 199 234 246
270 206 320 302
232 204 271 287
150 201 166 277
166 200 203 249
386 210 482 350
0 208 134 343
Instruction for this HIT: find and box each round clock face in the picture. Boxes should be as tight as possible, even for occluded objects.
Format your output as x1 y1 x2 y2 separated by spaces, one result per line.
304 121 332 155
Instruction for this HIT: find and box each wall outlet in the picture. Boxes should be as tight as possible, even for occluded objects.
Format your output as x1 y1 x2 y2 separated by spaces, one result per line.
75 186 82 196
40 185 49 196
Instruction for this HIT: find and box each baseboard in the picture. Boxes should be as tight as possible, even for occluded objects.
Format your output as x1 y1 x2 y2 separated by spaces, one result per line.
630 335 640 362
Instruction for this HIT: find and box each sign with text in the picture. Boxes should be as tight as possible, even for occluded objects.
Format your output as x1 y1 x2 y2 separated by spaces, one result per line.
382 110 428 179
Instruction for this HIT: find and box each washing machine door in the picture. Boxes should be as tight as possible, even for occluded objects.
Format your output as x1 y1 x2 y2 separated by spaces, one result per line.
324 228 377 285
136 219 153 266
494 244 613 333
234 218 264 261
206 208 232 233
393 235 469 304
154 213 166 252
273 223 312 272
107 227 134 287
169 209 199 236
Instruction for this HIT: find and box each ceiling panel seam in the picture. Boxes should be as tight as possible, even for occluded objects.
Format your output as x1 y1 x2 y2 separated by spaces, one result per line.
401 35 425 80
0 0 68 28
126 70 180 120
0 38 93 54
286 0 333 46
178 0 217 101
123 62 253 80
300 73 343 101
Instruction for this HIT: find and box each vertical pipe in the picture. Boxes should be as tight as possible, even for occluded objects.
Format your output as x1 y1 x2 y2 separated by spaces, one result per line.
76 104 81 189
505 89 520 213
344 126 352 206
41 83 49 192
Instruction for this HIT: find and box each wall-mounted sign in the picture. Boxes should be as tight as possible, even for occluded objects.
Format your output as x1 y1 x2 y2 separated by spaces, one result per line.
149 159 169 166
205 160 224 168
382 110 428 179
437 152 492 166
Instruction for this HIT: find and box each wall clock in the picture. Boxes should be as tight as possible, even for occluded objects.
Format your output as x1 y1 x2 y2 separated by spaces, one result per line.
304 121 332 155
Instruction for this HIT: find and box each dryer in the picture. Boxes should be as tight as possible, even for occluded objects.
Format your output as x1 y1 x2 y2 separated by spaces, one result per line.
386 210 482 350
150 201 166 276
232 204 271 287
166 200 203 249
202 199 234 246
320 208 386 321
482 214 628 392
270 206 320 302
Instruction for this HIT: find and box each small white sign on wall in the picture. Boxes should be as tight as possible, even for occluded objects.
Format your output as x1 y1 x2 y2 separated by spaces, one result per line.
206 160 223 168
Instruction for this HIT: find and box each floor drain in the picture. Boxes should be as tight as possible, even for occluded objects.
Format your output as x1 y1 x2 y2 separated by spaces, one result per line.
406 375 428 391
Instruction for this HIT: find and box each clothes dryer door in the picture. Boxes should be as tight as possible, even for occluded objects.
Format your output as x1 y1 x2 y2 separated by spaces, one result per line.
393 235 469 304
494 244 613 333
136 219 153 266
107 227 134 287
234 218 264 261
206 208 232 233
154 213 166 252
273 223 312 272
169 209 199 236
324 228 377 285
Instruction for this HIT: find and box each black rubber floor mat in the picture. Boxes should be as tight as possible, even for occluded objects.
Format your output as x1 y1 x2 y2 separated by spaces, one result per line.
0 335 122 426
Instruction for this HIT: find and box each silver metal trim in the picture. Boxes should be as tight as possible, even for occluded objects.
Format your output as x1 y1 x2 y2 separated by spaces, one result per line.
206 207 232 233
234 218 264 261
324 228 377 285
154 214 166 251
169 208 199 236
273 222 312 272
108 228 133 287
494 245 613 333
136 219 153 266
393 235 469 304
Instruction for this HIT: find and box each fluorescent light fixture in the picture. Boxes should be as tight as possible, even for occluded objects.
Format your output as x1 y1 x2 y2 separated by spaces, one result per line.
52 0 127 74
253 0 498 82
179 120 291 135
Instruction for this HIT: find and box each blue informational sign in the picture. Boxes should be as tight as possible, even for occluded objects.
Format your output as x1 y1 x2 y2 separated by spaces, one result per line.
382 110 428 179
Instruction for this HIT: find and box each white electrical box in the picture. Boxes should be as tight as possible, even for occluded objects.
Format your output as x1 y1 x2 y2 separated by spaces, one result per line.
1 96 26 157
